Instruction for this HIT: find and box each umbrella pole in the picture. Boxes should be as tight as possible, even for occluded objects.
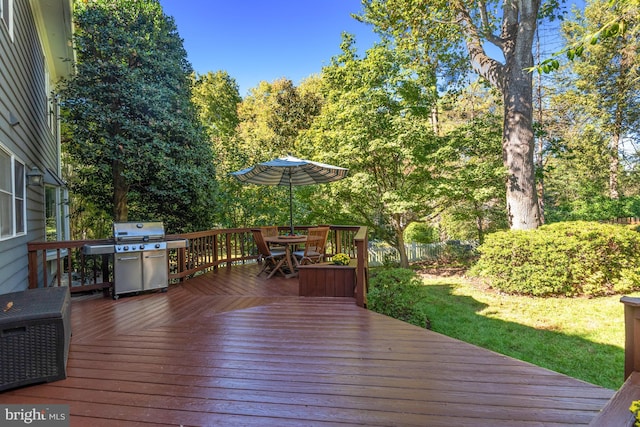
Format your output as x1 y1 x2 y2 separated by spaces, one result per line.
289 174 294 235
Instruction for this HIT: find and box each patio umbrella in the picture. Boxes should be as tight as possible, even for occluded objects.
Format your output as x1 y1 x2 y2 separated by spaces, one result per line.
230 155 348 235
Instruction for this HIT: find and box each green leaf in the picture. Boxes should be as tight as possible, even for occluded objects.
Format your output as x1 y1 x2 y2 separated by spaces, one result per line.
609 22 619 35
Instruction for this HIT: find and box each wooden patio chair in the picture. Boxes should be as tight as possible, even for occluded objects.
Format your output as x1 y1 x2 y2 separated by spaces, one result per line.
260 226 284 251
260 226 279 238
252 229 286 278
293 226 329 266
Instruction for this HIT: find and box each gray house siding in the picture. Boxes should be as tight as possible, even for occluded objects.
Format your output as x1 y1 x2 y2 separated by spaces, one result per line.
0 0 72 294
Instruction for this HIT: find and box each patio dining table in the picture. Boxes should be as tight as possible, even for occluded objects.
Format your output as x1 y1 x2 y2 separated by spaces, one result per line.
265 235 307 278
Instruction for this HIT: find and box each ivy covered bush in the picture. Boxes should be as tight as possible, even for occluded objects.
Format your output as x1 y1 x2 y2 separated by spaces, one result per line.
470 221 640 297
367 268 428 327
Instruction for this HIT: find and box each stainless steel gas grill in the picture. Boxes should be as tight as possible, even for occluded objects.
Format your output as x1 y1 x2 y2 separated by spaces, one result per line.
83 221 188 299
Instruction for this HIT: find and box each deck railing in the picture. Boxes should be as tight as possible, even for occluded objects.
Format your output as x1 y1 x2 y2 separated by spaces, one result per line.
621 297 640 381
588 297 640 425
27 225 369 307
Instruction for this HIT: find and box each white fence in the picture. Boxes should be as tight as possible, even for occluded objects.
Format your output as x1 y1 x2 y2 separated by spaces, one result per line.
367 241 477 266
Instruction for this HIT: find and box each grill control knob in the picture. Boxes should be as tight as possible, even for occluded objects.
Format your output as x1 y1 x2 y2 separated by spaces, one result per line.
124 246 129 251
155 243 161 249
139 244 145 250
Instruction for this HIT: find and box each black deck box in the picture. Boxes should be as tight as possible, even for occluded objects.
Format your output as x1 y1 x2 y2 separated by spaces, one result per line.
0 286 71 391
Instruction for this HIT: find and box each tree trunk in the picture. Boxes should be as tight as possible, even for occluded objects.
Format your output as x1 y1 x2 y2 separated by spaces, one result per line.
460 0 542 230
610 133 620 200
430 104 440 136
535 31 545 224
113 160 129 222
536 136 545 224
396 227 409 268
501 1 541 230
474 201 485 244
502 66 541 229
610 103 622 200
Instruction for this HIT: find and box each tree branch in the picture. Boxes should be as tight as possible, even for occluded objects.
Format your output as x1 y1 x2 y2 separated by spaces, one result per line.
452 0 507 90
478 0 504 48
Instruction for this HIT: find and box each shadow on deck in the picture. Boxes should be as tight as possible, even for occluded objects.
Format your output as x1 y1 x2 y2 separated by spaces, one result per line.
0 264 614 426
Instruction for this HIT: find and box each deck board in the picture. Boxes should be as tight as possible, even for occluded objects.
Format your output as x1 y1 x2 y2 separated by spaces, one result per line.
0 264 614 426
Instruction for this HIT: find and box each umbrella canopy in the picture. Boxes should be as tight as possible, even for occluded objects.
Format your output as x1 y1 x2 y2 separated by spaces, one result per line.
230 155 348 234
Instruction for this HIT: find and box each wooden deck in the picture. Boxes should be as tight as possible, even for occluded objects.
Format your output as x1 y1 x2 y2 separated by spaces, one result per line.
0 264 615 426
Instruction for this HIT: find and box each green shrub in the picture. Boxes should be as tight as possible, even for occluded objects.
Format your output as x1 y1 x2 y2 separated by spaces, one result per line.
470 221 640 297
405 222 438 244
367 268 428 327
546 195 640 223
440 240 478 266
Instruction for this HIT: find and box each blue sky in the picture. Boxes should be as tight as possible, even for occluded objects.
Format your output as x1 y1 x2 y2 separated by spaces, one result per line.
158 0 380 96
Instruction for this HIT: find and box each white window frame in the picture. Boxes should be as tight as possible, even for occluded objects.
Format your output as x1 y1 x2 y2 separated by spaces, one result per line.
0 145 26 240
44 67 57 133
0 0 14 41
45 184 69 242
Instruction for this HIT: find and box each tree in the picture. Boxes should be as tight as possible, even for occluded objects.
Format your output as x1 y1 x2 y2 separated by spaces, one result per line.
534 0 640 222
434 112 507 242
237 78 322 162
191 71 245 227
360 0 545 230
304 38 438 267
192 71 242 138
59 0 217 232
561 0 640 200
219 78 323 228
538 0 639 72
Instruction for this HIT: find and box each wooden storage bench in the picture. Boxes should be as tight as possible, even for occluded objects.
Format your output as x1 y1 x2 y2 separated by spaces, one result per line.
298 261 356 297
0 286 71 391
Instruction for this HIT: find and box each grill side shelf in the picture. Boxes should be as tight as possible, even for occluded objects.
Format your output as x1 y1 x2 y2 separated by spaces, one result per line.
166 239 189 249
82 244 115 255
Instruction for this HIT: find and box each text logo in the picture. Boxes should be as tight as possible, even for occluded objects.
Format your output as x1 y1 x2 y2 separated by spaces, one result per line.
1 405 69 426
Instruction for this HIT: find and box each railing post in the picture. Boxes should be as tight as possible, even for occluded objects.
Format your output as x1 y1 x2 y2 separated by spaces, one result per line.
27 249 38 289
177 247 186 282
41 250 48 288
354 227 368 308
226 233 232 267
213 234 219 270
621 296 640 380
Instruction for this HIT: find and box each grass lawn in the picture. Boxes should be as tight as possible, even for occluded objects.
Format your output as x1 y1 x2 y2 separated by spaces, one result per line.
413 272 640 390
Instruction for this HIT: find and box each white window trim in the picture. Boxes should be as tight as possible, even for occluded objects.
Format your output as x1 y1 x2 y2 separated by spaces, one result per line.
44 67 56 133
45 184 69 242
0 144 27 241
0 0 14 41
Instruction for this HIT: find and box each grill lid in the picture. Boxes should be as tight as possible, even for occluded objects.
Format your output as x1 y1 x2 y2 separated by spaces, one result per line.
113 221 165 242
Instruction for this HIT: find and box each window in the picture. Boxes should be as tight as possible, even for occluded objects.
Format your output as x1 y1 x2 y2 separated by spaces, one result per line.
0 146 25 240
45 185 68 242
0 0 13 39
44 67 57 133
